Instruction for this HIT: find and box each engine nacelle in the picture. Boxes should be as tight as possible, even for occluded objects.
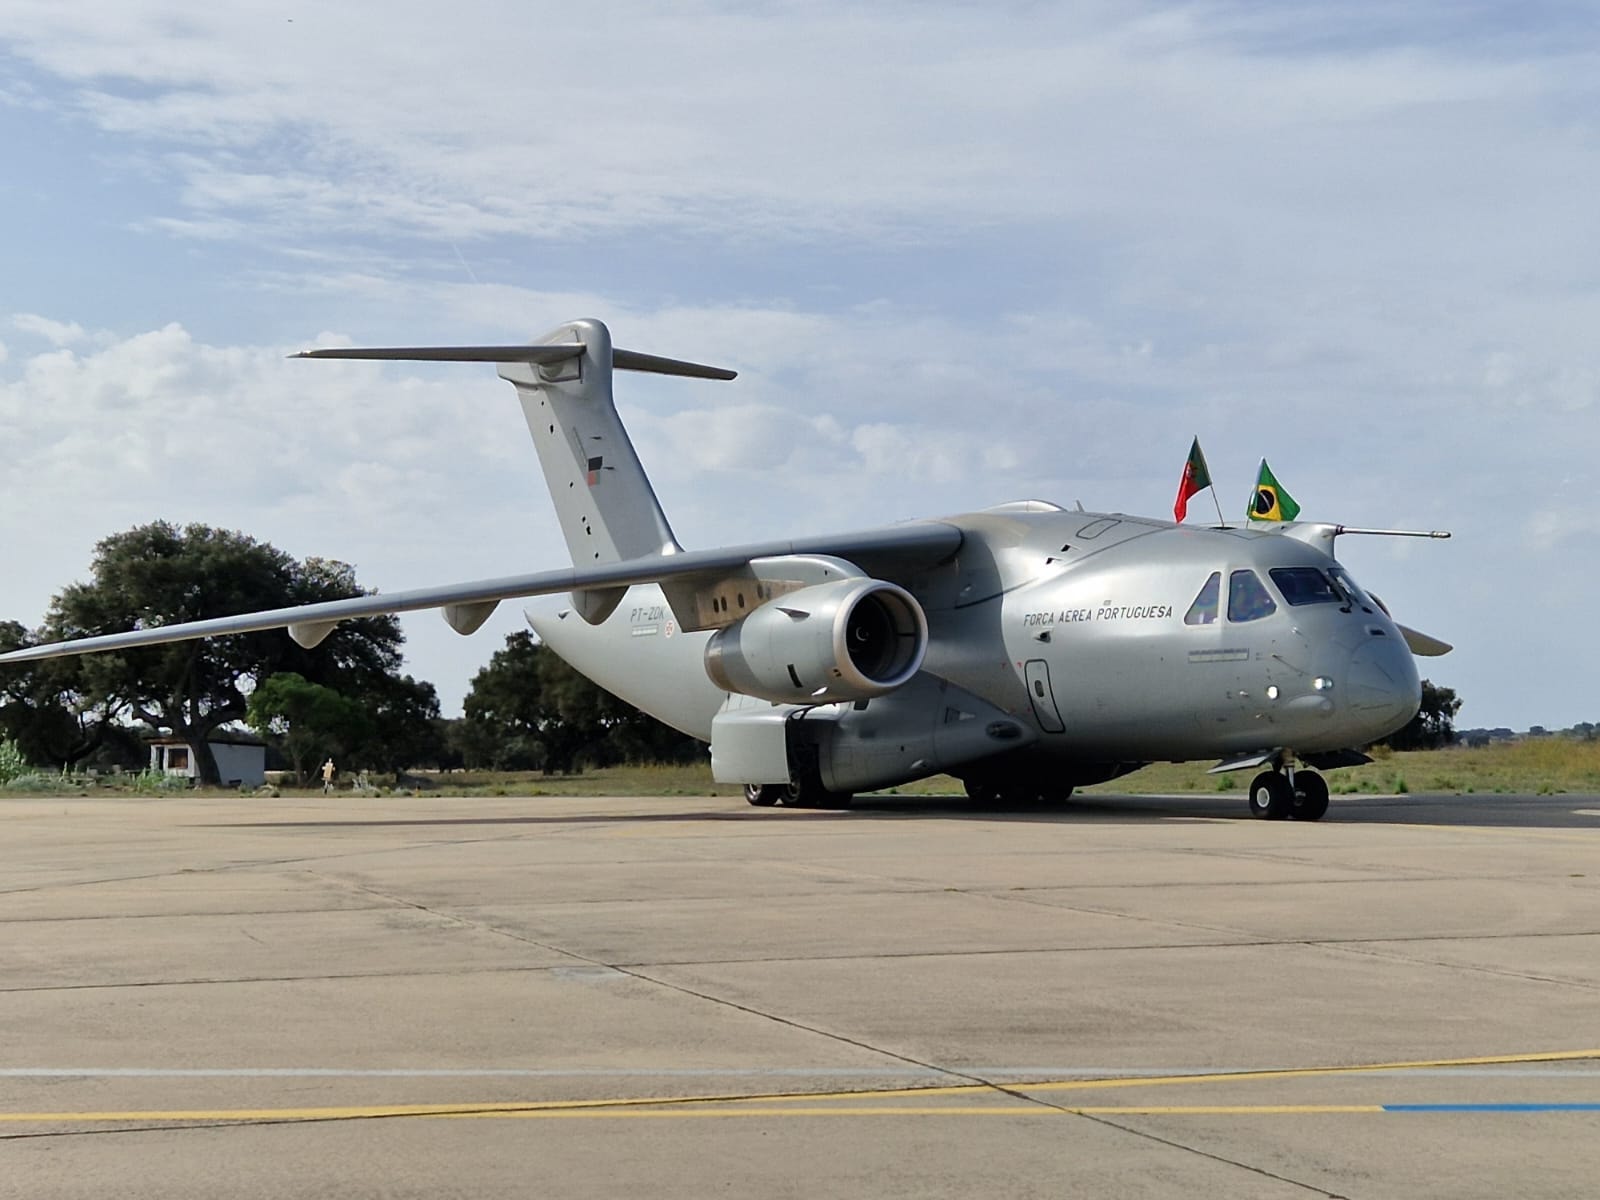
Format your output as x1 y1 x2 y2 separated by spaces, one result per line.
704 578 927 704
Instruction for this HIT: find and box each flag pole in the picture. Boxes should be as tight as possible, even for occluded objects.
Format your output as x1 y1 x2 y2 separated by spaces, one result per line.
1196 438 1226 528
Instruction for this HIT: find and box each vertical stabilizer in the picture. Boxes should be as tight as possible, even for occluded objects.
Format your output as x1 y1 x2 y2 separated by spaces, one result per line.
294 317 735 624
499 318 682 568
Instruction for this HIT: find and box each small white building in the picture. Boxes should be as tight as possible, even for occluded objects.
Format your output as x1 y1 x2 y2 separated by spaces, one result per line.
148 733 267 788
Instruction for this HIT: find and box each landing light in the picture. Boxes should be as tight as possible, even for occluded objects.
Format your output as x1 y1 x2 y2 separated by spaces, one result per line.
1313 677 1334 691
1266 685 1279 701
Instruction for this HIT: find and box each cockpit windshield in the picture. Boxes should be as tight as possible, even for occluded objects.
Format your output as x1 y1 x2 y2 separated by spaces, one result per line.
1327 566 1376 614
1227 570 1278 622
1269 567 1342 607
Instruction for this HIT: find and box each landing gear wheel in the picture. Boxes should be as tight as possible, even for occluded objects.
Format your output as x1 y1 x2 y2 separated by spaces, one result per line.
1289 771 1330 821
745 784 782 807
991 783 1072 809
780 779 853 809
963 780 1001 804
1247 770 1293 820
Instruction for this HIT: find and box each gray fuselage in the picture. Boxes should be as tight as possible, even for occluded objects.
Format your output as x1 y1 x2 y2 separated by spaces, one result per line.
529 505 1420 776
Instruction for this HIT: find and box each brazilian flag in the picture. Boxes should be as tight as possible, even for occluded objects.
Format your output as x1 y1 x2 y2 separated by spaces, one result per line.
1247 459 1301 522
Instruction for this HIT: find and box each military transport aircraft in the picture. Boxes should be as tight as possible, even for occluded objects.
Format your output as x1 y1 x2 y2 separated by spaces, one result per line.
0 319 1451 820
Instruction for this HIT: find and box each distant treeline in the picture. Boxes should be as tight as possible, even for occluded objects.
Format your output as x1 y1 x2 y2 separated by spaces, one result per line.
0 521 698 785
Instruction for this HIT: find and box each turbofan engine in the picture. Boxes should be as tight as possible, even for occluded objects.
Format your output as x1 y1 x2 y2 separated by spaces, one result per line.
704 578 928 704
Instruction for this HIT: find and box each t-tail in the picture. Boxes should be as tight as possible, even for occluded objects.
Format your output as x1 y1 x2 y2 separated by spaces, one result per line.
295 318 735 623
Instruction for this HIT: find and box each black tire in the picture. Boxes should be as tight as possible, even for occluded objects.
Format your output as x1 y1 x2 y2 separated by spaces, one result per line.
963 780 1001 804
1247 770 1292 819
1290 772 1330 821
745 784 782 807
781 778 853 809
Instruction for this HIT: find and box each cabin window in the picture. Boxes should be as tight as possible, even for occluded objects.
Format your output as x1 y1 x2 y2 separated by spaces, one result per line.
1227 570 1278 622
1184 572 1221 625
1269 567 1342 607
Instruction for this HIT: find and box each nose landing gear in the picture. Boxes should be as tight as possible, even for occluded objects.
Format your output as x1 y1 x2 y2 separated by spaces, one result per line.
1247 764 1329 821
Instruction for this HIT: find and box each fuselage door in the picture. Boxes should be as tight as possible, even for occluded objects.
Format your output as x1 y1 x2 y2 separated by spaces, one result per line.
1023 658 1066 734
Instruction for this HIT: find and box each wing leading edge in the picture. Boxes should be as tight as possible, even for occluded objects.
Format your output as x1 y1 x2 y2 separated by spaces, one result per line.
0 522 963 665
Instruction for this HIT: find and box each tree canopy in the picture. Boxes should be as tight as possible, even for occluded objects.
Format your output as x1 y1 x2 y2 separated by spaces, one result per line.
35 522 405 783
1383 679 1463 751
0 620 133 769
461 631 701 773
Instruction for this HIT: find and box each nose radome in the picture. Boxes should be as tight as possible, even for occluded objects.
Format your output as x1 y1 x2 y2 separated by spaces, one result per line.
1347 637 1421 738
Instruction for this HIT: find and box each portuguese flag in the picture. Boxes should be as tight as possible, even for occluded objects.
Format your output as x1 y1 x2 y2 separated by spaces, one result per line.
1173 437 1212 523
1247 459 1301 522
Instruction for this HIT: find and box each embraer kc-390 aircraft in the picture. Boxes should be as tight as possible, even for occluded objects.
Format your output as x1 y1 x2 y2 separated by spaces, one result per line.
0 319 1451 820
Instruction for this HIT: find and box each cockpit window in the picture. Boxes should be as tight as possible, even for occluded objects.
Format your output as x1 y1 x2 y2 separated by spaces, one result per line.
1227 570 1278 622
1269 567 1341 607
1184 572 1221 625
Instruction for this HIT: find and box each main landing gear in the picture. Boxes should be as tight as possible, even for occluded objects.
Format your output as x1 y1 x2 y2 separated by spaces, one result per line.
744 781 854 809
962 780 1073 807
1246 766 1329 821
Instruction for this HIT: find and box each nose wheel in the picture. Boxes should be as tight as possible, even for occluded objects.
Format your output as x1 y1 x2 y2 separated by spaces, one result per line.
1247 768 1329 821
1288 770 1330 821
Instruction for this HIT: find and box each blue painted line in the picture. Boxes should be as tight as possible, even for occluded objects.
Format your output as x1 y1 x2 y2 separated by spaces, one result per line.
1384 1104 1600 1113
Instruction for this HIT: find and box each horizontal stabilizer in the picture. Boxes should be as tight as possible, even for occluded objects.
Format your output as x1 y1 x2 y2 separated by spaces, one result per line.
294 344 736 380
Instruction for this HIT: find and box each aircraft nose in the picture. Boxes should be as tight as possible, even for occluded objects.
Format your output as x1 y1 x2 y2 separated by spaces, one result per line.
1346 635 1421 739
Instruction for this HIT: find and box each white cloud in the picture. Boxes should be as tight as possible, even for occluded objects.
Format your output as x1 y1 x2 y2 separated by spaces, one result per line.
11 314 87 346
3 3 1599 726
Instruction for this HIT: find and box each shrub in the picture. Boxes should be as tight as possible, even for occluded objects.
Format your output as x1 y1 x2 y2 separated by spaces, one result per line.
0 738 27 785
0 772 79 794
131 768 191 794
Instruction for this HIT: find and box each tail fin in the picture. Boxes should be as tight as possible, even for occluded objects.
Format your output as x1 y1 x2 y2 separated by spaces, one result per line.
295 317 735 622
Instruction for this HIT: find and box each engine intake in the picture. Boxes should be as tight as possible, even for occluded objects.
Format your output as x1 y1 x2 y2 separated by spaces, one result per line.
704 578 927 704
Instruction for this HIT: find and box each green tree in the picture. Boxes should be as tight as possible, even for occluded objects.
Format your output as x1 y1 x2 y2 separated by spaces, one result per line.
246 672 370 785
460 631 701 774
43 523 404 785
352 673 445 783
0 620 132 768
460 631 547 770
1384 679 1462 751
533 645 700 772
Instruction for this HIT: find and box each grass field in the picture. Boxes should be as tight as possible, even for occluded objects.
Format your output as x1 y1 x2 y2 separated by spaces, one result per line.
8 739 1599 799
315 739 1600 799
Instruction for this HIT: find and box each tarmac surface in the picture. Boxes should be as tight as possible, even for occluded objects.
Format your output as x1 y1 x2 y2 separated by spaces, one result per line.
4 787 1600 1198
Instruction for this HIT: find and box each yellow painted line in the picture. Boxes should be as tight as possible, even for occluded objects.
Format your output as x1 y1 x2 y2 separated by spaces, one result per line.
0 1104 1386 1123
4 1050 1595 1126
1024 1047 1600 1096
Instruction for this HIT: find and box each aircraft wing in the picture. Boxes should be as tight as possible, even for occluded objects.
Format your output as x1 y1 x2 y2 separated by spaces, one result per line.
0 522 963 664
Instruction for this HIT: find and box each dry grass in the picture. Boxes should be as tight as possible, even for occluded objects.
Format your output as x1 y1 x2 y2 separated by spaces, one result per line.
1077 738 1600 797
9 739 1599 799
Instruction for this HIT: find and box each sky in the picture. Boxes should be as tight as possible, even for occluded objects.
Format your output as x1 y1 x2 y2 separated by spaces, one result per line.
1 1 1596 731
